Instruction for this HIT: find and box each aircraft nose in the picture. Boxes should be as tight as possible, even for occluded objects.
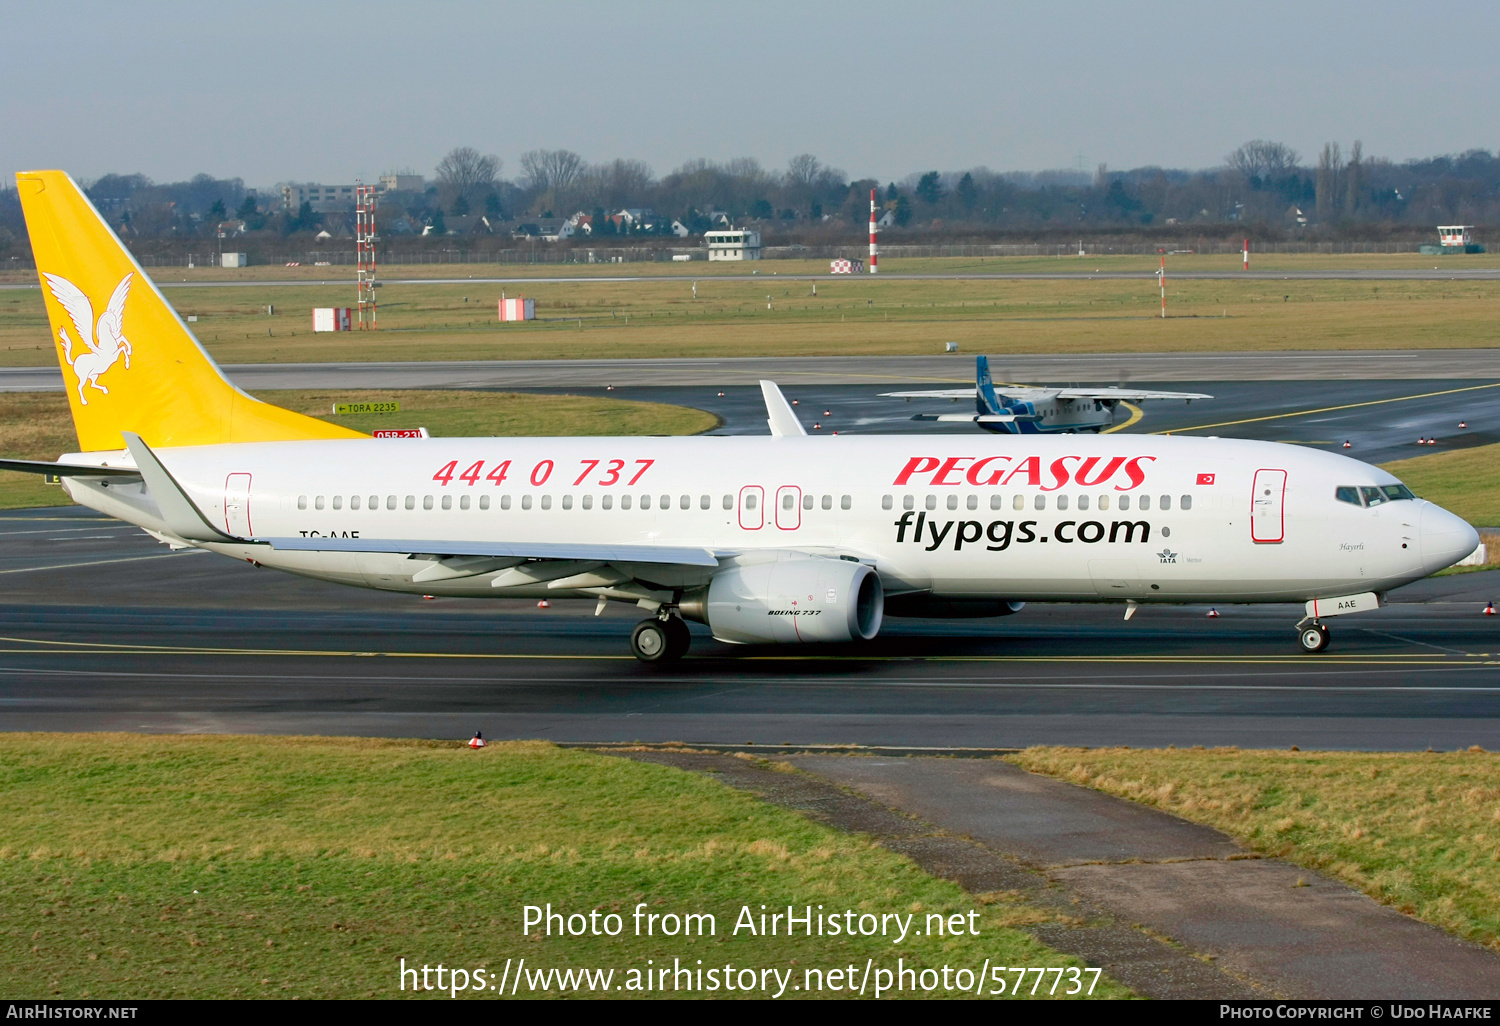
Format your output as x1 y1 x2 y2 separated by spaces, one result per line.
1420 502 1480 573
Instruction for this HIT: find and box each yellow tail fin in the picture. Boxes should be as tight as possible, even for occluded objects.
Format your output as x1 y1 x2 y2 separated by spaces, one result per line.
17 170 363 451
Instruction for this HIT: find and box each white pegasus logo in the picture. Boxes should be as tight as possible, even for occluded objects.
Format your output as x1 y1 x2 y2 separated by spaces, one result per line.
43 272 133 406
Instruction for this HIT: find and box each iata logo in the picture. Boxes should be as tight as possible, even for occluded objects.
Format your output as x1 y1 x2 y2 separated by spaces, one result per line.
1157 548 1178 564
43 272 134 406
894 454 1156 492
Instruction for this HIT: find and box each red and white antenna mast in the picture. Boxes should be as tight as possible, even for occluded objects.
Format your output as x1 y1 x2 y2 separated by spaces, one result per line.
1243 237 1250 271
1158 253 1166 318
356 181 378 329
868 188 879 274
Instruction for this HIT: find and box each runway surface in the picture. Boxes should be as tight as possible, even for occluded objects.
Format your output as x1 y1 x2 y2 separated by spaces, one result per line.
1 508 1498 749
4 350 1500 393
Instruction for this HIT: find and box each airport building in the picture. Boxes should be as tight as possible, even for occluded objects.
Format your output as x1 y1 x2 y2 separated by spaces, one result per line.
706 228 762 261
281 175 426 213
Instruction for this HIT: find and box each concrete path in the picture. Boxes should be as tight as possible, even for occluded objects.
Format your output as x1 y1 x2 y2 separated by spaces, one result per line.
788 755 1500 999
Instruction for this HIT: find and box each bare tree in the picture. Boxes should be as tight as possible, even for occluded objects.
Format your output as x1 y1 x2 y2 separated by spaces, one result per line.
519 149 586 194
1316 142 1343 219
435 147 500 209
1225 140 1301 182
1344 139 1363 215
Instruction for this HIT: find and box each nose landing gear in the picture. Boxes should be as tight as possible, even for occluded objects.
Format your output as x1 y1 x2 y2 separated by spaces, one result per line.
630 614 691 663
1296 619 1331 653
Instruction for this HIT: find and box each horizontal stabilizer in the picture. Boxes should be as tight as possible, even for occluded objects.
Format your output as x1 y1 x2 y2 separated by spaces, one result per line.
266 536 721 567
0 458 141 478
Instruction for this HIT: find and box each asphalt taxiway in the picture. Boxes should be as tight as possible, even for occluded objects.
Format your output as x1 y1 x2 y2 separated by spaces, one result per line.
1 508 1498 749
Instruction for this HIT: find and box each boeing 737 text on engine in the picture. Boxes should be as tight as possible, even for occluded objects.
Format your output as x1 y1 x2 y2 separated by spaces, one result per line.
2 171 1480 661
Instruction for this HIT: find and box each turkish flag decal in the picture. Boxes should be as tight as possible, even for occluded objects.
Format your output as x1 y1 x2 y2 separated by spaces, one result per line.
1196 473 1216 485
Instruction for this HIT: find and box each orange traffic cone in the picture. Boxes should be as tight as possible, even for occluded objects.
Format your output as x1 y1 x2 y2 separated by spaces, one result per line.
1460 421 1468 429
1342 440 1352 449
537 600 550 609
468 731 486 749
1206 607 1220 618
1485 602 1496 616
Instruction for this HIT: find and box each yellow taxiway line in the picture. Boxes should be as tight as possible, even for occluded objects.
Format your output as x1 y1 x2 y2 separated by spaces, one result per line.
1156 382 1500 435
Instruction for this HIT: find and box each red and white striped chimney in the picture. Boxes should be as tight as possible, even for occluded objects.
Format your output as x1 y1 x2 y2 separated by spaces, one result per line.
869 188 879 274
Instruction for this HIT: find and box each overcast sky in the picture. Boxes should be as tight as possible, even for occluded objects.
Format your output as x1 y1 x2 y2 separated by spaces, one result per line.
5 1 1497 189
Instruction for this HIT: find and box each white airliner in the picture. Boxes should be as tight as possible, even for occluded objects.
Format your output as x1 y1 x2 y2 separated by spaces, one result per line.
882 356 1211 433
3 171 1480 662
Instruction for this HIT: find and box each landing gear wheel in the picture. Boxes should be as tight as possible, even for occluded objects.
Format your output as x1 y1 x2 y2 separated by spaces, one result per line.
631 618 687 663
663 616 691 660
1297 622 1331 653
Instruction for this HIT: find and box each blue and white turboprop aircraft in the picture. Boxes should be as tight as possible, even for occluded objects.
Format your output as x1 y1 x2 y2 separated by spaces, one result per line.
882 356 1211 434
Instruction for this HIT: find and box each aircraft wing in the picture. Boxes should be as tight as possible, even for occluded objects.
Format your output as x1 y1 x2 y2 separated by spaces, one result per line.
265 536 721 567
880 388 976 399
910 413 1031 424
1051 387 1212 401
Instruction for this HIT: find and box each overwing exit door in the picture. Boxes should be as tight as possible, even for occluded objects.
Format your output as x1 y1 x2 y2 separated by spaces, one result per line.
1251 468 1286 543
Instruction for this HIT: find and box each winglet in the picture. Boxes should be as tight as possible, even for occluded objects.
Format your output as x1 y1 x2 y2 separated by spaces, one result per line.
759 380 807 437
121 431 235 542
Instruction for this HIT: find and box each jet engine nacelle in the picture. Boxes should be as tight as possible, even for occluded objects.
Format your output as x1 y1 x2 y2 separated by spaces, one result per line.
681 557 883 645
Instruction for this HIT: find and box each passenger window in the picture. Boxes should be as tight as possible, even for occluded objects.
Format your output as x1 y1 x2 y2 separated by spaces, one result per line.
722 495 732 510
990 495 1003 510
1098 494 1109 511
1056 495 1069 511
297 495 307 510
745 494 757 510
679 494 691 510
1079 495 1090 511
563 495 574 510
460 495 470 510
497 495 508 510
925 495 937 511
621 495 632 510
1137 495 1149 511
1013 494 1025 511
1361 486 1386 506
882 495 893 510
822 494 832 510
521 495 532 510
841 495 851 510
946 495 958 511
699 495 709 510
315 496 325 511
368 495 378 509
441 495 451 511
603 495 613 510
903 495 915 511
422 495 433 510
966 495 978 511
659 494 670 509
1180 495 1191 511
404 495 415 510
1159 495 1171 511
333 496 343 510
581 495 592 509
783 493 794 510
480 495 491 511
802 494 813 510
1034 494 1046 510
641 494 652 510
1335 486 1361 505
541 495 552 510
351 495 361 510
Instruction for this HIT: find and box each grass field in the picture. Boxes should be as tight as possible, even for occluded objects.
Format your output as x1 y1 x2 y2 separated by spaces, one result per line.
2 254 1497 366
0 390 718 510
0 736 1121 1000
1011 747 1500 952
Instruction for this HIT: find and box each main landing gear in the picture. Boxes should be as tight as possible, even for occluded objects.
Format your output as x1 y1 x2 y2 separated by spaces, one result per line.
630 615 691 663
1296 619 1331 654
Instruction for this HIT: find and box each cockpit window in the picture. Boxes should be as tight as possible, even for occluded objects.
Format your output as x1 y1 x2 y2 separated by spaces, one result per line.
1335 486 1361 506
1382 484 1416 501
1360 486 1387 507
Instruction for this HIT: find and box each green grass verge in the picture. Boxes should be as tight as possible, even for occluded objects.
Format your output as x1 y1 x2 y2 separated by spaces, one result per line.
1009 747 1500 952
1382 442 1500 528
0 736 1121 1000
0 390 718 511
4 260 1497 366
